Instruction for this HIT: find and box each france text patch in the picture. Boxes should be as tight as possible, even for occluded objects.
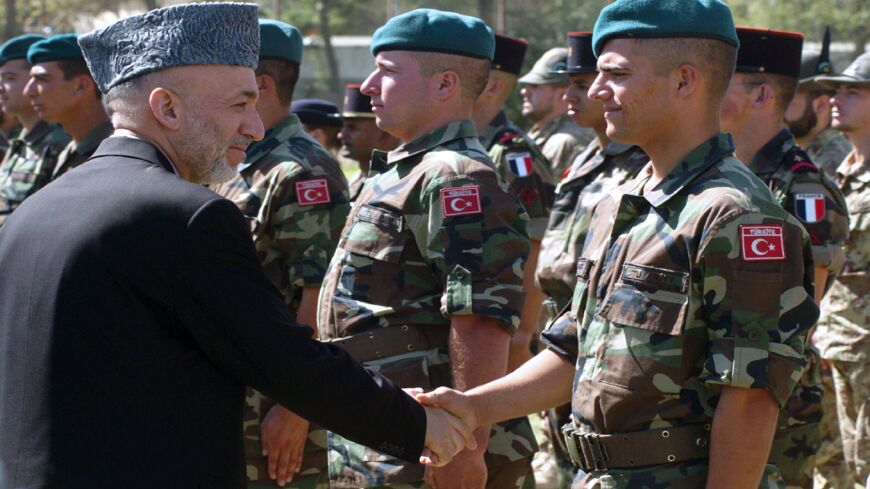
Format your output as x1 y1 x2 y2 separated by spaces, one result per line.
740 225 786 261
441 186 482 217
296 179 331 206
507 152 533 177
794 193 825 223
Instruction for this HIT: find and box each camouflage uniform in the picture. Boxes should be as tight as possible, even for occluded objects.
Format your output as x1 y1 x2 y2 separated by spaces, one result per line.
348 169 366 202
744 129 849 489
528 115 595 177
534 140 648 488
0 120 69 226
542 133 819 489
814 150 870 488
0 123 21 156
480 110 556 241
316 120 538 489
51 121 114 179
210 114 351 488
803 129 852 180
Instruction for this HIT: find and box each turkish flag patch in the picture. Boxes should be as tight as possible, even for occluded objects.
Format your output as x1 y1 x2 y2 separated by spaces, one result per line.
740 225 786 261
507 152 534 177
794 193 826 223
441 186 482 217
296 179 331 206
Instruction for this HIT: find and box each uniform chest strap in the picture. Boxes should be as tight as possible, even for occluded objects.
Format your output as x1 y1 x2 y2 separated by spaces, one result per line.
562 422 711 471
325 325 449 363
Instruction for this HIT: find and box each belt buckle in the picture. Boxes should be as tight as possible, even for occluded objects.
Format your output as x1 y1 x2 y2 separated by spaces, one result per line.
576 432 609 471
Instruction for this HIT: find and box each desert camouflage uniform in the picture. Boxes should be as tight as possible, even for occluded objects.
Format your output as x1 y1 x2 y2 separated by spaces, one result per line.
480 110 556 240
533 140 648 488
814 150 870 488
804 129 852 180
51 121 113 179
316 120 538 489
0 120 69 226
528 114 595 177
210 114 351 488
542 133 818 489
745 129 849 489
0 123 21 156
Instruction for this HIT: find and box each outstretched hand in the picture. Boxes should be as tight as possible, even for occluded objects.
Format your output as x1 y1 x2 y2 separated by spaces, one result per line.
420 404 477 466
416 387 479 434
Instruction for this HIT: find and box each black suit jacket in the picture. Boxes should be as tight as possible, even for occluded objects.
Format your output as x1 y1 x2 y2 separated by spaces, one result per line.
0 137 425 489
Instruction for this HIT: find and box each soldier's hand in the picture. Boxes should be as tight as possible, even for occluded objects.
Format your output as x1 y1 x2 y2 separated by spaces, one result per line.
260 404 309 486
421 405 477 466
416 387 479 433
424 449 487 489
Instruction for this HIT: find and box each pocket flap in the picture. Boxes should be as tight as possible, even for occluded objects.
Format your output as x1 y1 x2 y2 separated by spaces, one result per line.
598 263 690 336
341 205 407 263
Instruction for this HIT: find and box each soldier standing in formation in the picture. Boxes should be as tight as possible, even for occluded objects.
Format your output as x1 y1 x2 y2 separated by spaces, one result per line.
336 83 400 201
0 106 20 155
418 1 821 488
518 47 594 176
208 19 354 489
814 52 870 489
292 98 344 159
0 34 69 227
533 31 649 489
719 27 849 489
24 34 112 178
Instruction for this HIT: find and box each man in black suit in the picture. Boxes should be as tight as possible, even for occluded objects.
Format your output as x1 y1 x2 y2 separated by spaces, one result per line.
0 4 474 488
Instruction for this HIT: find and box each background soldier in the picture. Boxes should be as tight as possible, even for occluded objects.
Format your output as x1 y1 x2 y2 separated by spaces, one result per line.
317 9 538 489
0 34 68 227
533 31 648 488
24 34 112 178
336 83 399 201
815 53 870 489
0 106 20 155
784 29 852 179
208 19 352 489
472 33 555 373
719 27 849 489
292 98 343 158
518 47 594 175
418 1 821 488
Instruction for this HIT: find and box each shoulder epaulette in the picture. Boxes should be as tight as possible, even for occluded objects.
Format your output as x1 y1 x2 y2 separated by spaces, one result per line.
497 130 522 145
785 146 819 174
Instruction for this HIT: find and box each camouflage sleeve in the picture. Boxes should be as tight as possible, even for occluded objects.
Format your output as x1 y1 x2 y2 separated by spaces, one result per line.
418 176 530 333
262 166 351 290
697 212 819 407
786 173 850 291
489 137 555 241
540 309 579 361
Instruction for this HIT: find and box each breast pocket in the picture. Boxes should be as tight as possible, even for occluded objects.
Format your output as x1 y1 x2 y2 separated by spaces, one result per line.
595 263 690 393
340 204 407 263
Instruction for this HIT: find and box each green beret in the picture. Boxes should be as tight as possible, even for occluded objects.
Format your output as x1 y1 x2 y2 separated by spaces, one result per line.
259 19 303 64
27 34 83 64
0 34 46 66
371 8 494 61
592 0 738 57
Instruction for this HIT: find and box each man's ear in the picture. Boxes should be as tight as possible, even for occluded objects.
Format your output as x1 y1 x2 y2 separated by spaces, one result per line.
148 87 182 131
256 73 272 95
812 92 831 114
674 63 700 98
433 69 462 102
752 83 774 109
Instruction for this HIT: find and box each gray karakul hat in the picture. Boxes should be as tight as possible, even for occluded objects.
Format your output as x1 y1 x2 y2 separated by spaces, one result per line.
78 2 260 93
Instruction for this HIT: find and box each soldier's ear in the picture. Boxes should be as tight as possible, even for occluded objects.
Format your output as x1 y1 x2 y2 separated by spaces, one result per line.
673 63 700 99
751 83 774 109
148 87 182 131
433 69 461 102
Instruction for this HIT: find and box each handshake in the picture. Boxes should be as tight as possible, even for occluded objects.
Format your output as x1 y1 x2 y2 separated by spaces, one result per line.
409 387 481 467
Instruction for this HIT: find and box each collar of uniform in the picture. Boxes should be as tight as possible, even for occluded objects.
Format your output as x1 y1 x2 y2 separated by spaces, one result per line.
530 114 565 141
747 128 794 174
369 149 389 176
477 110 513 150
564 140 634 183
633 132 736 208
20 120 55 145
837 149 870 184
386 120 478 165
70 120 114 156
238 114 303 172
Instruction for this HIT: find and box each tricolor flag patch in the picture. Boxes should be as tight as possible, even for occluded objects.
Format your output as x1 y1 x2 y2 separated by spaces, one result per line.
740 225 786 261
441 186 482 217
507 152 534 177
296 179 331 206
794 193 826 223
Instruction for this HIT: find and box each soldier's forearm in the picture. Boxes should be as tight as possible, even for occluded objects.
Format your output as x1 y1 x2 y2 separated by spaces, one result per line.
509 239 545 372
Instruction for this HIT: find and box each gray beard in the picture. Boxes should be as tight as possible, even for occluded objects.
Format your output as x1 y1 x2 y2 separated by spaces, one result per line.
179 117 240 185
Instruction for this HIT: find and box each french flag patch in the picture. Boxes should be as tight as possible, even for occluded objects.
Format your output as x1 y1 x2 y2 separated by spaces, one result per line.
794 193 826 223
507 152 534 177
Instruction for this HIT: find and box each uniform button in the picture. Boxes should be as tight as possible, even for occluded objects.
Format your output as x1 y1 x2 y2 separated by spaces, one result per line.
747 330 760 341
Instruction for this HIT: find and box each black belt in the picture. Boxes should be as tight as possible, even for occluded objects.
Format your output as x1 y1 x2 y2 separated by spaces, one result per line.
325 325 449 363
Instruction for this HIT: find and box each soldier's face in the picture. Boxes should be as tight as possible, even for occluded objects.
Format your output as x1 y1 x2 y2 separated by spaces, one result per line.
589 39 671 146
361 51 431 141
520 83 564 122
339 117 381 163
784 90 827 138
0 59 35 116
565 72 604 129
23 62 80 124
830 85 870 134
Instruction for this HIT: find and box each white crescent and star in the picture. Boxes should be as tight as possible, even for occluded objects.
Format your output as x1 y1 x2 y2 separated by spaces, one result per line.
450 198 469 212
750 238 775 256
303 189 321 201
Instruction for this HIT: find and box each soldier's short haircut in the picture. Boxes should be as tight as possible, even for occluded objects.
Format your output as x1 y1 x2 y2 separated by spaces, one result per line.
57 58 101 100
416 52 490 104
640 38 737 104
255 58 299 106
741 72 799 115
103 75 143 125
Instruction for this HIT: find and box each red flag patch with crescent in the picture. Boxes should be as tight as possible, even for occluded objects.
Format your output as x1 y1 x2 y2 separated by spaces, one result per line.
441 186 482 217
740 225 786 261
296 179 331 206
